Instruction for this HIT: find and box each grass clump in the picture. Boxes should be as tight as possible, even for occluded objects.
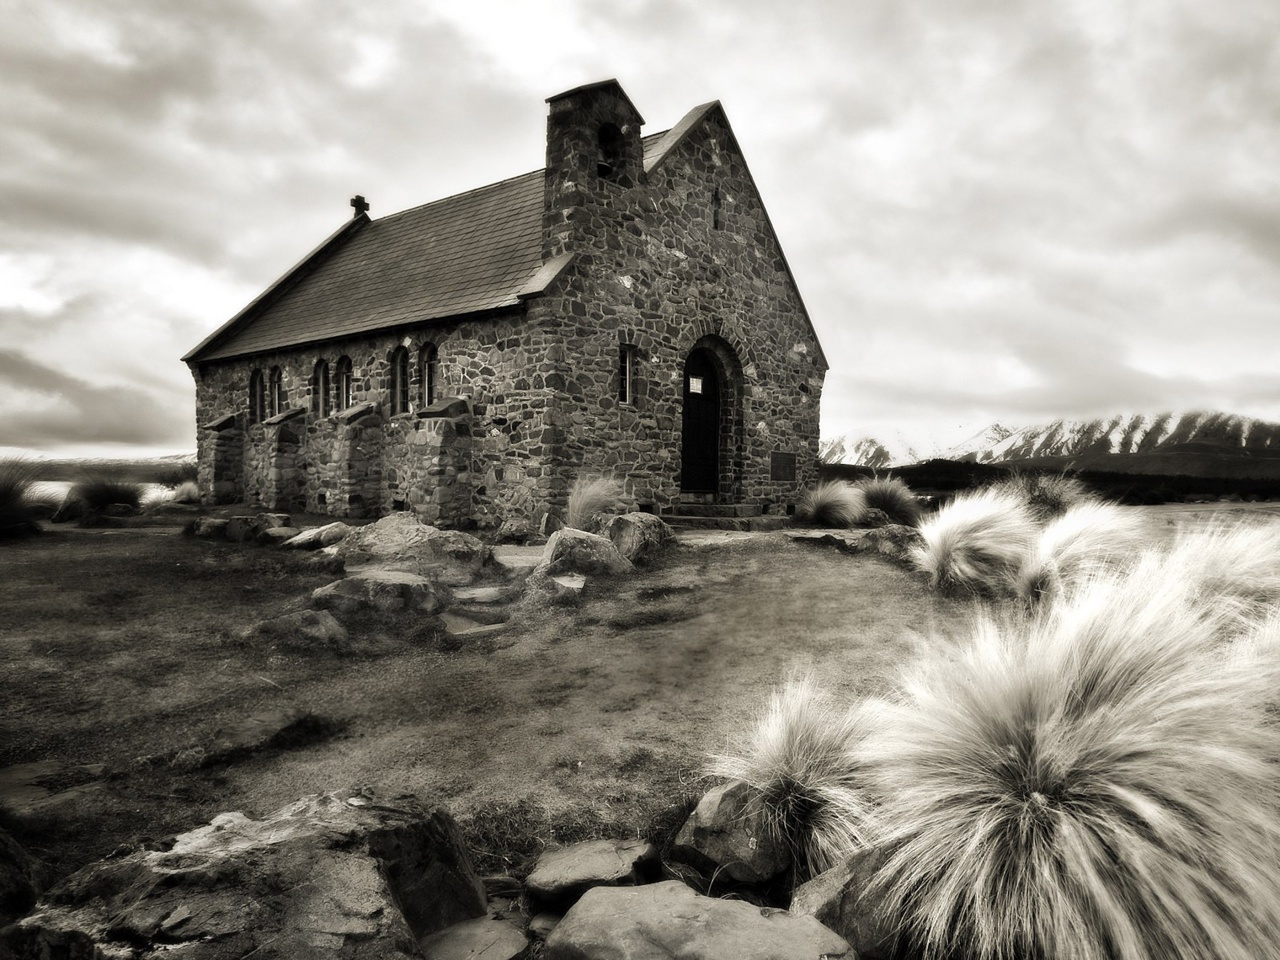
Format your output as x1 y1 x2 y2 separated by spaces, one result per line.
860 565 1280 960
795 481 868 528
0 458 39 537
1015 500 1145 604
911 488 1038 596
855 476 922 526
564 476 626 531
988 471 1094 521
69 475 143 512
710 674 875 881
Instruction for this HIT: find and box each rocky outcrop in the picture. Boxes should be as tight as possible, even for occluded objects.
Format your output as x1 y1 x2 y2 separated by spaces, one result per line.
671 780 788 884
336 514 491 585
312 570 452 614
542 880 852 960
542 528 634 577
4 790 486 959
603 513 674 566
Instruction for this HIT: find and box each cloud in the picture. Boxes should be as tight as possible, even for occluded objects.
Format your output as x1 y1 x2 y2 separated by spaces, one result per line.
0 348 191 449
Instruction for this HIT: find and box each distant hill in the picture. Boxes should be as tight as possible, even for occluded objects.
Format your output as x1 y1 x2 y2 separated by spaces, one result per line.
20 453 197 484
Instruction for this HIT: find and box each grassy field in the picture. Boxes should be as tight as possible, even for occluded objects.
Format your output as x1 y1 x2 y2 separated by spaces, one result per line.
0 525 962 882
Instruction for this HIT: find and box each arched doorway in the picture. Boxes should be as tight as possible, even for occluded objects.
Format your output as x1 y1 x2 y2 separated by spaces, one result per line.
681 348 721 494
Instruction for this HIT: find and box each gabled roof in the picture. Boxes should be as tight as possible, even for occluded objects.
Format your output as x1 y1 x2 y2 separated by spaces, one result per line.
186 170 550 363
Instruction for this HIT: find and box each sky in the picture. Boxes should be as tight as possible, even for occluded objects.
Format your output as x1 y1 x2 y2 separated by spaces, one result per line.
2 0 1278 460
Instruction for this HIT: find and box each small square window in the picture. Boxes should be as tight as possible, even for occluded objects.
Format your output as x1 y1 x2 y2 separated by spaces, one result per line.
688 376 703 395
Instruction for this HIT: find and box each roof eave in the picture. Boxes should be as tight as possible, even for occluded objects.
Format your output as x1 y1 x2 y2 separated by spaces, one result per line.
182 213 370 364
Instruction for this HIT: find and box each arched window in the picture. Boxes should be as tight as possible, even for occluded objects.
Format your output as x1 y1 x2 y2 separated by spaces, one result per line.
268 366 284 418
618 344 639 405
390 346 410 415
313 360 331 417
419 343 438 408
336 356 353 411
248 369 265 423
597 122 624 178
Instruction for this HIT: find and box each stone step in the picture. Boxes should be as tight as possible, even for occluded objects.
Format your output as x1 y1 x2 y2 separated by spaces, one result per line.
659 514 791 532
668 503 763 518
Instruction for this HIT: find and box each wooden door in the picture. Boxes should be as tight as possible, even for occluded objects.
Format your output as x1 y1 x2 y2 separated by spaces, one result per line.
681 350 720 493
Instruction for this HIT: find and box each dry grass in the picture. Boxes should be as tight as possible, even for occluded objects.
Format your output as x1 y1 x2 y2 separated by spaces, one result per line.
861 563 1280 960
565 476 625 531
69 475 143 511
1015 501 1146 603
709 674 876 881
856 477 922 526
795 481 869 528
989 471 1095 521
911 488 1039 596
0 458 38 536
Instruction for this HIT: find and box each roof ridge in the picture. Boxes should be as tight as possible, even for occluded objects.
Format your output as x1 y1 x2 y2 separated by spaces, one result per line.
375 168 544 225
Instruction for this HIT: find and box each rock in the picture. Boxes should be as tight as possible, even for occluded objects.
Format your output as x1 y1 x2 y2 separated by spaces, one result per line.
494 517 535 544
312 570 452 614
241 609 350 653
857 507 894 529
542 880 852 960
192 517 229 540
672 780 789 884
528 912 562 940
543 528 634 577
492 545 544 580
4 790 487 959
284 521 354 549
100 502 140 517
1 827 52 927
419 914 528 960
48 494 88 524
258 525 301 546
524 565 586 604
336 514 491 585
526 839 658 906
791 846 897 960
860 524 923 564
452 584 519 605
603 513 674 566
439 612 506 642
224 515 260 542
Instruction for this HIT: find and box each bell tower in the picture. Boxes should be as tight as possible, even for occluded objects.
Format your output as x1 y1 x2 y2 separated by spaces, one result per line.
542 79 646 259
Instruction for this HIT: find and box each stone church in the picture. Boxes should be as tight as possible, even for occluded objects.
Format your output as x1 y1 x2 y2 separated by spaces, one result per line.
184 80 827 530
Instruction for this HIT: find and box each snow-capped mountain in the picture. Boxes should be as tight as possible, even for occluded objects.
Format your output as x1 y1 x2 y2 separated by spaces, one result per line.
819 435 924 469
948 412 1280 463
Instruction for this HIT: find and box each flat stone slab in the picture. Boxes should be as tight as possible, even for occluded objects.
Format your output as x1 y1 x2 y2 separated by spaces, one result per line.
313 569 451 614
452 584 519 604
543 880 852 960
439 612 507 640
526 839 658 905
419 914 528 960
492 545 544 579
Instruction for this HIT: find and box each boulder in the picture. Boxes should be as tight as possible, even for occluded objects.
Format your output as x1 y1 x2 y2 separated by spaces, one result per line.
543 880 852 960
790 846 897 960
526 839 658 906
257 525 301 546
1 827 52 927
241 609 350 653
336 514 491 585
671 780 789 884
312 570 452 615
603 513 674 566
223 515 261 543
860 524 923 564
543 528 634 577
523 566 586 605
284 522 353 550
192 517 229 540
857 507 894 529
4 790 487 959
419 914 527 960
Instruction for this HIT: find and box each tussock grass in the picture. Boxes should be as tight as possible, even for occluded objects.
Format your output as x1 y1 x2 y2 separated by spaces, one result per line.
855 476 922 526
70 475 143 511
795 481 868 528
911 488 1038 596
989 471 1094 521
565 476 625 531
861 567 1280 960
1147 522 1280 626
0 458 39 536
1015 501 1146 603
709 674 875 880
169 480 200 504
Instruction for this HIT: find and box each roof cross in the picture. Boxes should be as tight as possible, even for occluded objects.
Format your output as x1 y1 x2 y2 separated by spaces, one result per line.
350 195 370 218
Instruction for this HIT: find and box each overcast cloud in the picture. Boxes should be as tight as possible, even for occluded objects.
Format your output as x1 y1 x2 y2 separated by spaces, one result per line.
2 0 1277 457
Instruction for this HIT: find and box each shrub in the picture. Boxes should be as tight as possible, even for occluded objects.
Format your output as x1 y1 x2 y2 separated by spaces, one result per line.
855 477 922 526
564 476 625 531
794 481 868 528
69 475 143 512
910 488 1038 596
0 458 39 537
1015 501 1146 603
155 461 198 487
860 567 1280 960
170 480 200 504
709 674 875 881
988 471 1094 521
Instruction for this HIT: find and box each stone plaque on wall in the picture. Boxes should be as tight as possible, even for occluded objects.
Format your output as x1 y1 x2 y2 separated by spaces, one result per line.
770 451 797 481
